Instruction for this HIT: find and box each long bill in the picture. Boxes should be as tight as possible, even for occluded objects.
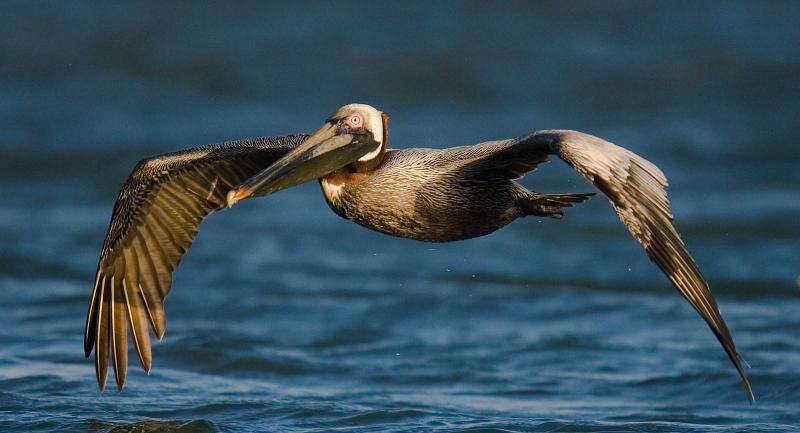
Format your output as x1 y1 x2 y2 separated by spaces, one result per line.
226 123 374 207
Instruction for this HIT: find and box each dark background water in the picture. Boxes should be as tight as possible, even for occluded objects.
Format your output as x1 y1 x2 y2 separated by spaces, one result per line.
1 1 799 432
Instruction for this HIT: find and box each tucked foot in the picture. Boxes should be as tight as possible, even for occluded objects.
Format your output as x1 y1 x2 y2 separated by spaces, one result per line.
519 192 594 219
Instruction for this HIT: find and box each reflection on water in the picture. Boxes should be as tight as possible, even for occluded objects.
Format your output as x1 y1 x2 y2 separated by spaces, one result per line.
1 1 799 432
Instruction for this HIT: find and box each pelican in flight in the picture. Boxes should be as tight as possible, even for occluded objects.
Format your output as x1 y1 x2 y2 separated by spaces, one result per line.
84 103 753 402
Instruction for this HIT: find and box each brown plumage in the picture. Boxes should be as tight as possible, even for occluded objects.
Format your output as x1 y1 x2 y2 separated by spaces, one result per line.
84 134 308 391
321 140 592 242
84 104 753 403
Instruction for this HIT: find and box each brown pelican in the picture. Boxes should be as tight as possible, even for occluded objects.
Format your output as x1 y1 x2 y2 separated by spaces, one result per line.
84 103 754 402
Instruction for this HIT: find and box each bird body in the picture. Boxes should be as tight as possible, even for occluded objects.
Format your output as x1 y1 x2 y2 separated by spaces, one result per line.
83 103 754 403
320 145 590 242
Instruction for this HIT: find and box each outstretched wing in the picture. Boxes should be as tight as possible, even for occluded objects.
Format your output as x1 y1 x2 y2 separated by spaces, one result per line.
85 134 308 391
459 130 754 403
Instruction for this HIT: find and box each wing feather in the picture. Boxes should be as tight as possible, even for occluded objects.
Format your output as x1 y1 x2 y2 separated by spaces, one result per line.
122 269 152 373
111 274 129 391
94 275 110 390
544 130 754 403
84 134 308 390
131 233 166 337
459 129 754 402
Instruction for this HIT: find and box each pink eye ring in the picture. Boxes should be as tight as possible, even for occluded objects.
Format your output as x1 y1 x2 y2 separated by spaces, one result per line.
346 114 362 127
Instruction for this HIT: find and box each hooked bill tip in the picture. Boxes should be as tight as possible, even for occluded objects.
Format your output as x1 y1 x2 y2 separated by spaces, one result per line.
226 188 251 208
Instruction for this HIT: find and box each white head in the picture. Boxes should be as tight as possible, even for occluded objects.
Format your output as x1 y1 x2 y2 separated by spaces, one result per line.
226 103 389 206
327 103 387 163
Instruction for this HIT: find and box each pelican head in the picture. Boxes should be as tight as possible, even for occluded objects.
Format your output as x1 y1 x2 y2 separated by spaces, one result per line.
227 103 387 207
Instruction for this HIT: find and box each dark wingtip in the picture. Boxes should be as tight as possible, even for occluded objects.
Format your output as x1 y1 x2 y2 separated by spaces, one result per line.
83 326 95 358
742 374 756 405
711 327 756 404
96 351 108 392
154 316 167 341
84 308 98 358
739 357 756 405
114 368 127 393
135 349 153 375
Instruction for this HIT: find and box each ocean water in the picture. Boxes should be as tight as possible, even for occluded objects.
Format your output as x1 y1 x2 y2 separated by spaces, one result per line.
1 1 799 432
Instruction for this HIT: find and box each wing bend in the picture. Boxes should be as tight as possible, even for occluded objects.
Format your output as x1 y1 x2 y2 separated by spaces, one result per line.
85 134 308 391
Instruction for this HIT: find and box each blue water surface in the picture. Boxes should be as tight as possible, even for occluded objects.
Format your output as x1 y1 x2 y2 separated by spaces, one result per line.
1 1 799 432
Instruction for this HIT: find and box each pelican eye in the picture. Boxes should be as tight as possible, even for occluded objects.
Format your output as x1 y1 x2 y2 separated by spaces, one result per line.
345 114 363 128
